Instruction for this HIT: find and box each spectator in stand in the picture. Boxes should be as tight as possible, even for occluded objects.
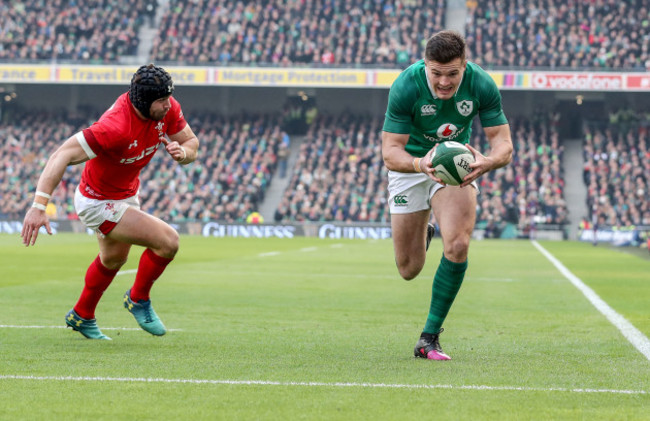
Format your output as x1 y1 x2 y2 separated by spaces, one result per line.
472 114 568 237
0 0 146 63
3 107 586 237
465 0 650 69
1 111 282 225
0 113 85 220
582 119 649 231
274 114 389 223
139 113 282 223
150 0 445 67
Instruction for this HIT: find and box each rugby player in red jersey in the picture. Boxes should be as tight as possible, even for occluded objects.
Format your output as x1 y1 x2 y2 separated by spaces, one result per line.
21 64 200 340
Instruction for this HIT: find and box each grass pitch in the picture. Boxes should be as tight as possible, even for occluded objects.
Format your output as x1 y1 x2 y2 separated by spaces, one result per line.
1 234 649 420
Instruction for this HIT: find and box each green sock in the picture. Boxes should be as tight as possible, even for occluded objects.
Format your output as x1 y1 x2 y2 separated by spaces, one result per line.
423 254 468 334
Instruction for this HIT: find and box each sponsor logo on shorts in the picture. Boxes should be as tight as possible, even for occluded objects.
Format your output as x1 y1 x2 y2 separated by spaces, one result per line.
104 202 118 217
393 195 408 206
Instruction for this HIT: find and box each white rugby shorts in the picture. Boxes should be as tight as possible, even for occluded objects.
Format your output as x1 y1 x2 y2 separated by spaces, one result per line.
74 187 140 235
387 170 478 214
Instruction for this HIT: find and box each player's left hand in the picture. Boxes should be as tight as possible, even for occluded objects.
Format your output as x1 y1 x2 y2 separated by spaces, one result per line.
161 138 186 163
459 144 493 187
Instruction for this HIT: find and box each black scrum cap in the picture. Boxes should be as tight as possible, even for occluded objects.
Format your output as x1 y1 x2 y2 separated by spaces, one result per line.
128 64 174 118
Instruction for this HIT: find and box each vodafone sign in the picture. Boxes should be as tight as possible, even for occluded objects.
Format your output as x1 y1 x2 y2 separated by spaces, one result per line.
531 73 623 90
626 75 650 90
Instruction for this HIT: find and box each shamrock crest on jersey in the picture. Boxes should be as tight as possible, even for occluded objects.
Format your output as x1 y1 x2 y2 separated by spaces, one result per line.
456 100 473 116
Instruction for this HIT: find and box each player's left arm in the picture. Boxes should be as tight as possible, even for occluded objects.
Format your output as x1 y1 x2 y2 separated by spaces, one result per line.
461 123 513 187
164 123 199 165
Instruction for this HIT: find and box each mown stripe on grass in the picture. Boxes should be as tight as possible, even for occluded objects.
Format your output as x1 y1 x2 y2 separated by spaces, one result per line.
0 375 646 395
466 277 515 282
258 251 281 257
0 325 182 331
532 241 650 361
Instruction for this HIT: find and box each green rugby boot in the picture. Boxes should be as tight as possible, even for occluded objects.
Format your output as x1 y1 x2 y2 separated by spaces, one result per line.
65 309 111 340
123 289 167 336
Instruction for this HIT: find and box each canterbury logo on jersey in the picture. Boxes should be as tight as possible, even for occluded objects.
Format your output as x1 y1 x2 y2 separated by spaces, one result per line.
119 144 159 164
393 195 408 205
420 104 437 116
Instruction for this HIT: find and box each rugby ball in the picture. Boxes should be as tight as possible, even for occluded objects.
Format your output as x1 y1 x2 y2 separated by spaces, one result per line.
429 141 475 186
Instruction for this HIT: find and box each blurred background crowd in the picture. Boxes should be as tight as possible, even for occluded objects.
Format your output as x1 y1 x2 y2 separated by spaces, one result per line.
0 0 648 245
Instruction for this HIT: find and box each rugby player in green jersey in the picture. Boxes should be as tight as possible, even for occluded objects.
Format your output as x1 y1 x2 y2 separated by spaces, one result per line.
382 31 513 360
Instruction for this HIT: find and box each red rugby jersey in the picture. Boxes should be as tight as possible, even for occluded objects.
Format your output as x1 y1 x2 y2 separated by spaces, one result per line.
77 93 187 200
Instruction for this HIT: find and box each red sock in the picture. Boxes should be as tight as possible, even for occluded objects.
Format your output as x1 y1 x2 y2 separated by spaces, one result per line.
130 248 173 302
74 255 119 320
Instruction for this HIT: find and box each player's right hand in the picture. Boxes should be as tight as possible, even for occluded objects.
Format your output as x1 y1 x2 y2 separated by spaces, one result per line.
21 208 52 246
422 145 444 184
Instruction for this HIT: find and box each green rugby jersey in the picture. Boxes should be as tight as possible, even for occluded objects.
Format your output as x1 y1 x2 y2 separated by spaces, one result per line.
383 60 508 157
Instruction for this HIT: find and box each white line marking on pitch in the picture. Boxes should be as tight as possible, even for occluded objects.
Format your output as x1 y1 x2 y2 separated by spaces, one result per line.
532 241 650 361
116 269 137 276
258 244 344 257
0 375 645 395
0 325 182 332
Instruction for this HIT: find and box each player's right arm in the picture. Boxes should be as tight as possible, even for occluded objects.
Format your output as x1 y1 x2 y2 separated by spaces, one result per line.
21 135 91 246
382 131 438 180
381 69 439 180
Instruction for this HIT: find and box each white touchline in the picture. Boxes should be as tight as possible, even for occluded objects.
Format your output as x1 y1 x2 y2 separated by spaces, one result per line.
0 375 646 395
116 269 137 276
532 241 650 361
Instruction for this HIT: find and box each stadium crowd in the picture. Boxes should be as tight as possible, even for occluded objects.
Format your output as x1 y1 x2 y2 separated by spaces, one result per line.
0 111 282 223
465 0 650 70
471 114 568 238
7 108 650 240
4 0 650 70
148 0 446 67
582 121 650 230
0 0 150 63
138 112 283 223
1 113 83 220
273 114 389 223
271 112 570 237
1 0 647 240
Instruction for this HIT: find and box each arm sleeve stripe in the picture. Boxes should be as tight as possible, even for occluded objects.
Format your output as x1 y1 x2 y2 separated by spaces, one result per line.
75 131 97 159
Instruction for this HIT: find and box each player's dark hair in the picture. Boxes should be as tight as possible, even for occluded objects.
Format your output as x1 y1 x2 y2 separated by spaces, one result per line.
424 30 466 63
129 64 174 118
